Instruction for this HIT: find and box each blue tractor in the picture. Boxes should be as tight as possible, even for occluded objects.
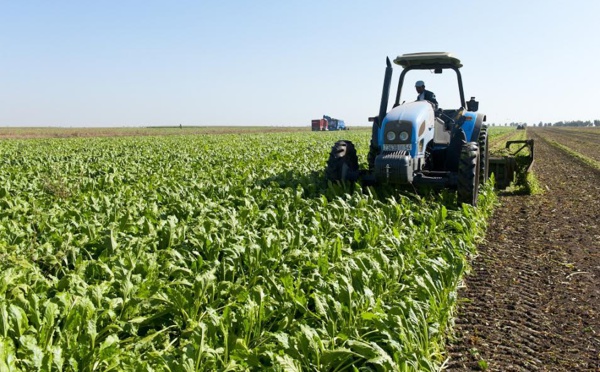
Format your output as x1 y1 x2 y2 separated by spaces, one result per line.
323 115 348 131
325 52 533 206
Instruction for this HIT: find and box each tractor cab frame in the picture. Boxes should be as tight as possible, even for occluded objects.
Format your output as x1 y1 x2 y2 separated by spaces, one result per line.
393 52 468 111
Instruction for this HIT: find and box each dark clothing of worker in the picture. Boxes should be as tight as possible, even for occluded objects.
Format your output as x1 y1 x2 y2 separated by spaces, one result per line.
417 90 438 108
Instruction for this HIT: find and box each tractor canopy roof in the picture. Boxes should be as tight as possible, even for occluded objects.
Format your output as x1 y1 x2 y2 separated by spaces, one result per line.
393 52 462 69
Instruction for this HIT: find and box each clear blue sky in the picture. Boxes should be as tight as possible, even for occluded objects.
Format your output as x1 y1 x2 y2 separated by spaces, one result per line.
1 1 598 127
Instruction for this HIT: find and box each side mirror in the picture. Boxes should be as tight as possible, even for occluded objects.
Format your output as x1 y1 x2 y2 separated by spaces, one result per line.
467 97 479 112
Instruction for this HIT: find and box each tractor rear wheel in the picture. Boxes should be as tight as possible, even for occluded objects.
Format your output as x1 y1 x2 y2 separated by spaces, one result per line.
325 140 359 182
457 142 480 206
478 125 490 184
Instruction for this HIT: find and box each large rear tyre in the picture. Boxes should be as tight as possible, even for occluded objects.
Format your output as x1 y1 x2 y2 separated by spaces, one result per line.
478 125 490 184
325 140 359 182
457 142 480 206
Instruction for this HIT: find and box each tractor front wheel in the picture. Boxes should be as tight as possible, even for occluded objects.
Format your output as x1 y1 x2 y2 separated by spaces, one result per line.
457 142 480 206
325 140 359 182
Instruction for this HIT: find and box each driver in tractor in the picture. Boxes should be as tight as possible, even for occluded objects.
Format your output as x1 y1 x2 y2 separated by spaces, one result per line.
415 80 438 110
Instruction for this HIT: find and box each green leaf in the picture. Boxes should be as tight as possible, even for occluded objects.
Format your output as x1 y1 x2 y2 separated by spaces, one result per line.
8 304 28 339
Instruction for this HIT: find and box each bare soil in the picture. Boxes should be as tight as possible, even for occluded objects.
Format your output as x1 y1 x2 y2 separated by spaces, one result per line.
532 128 600 164
446 128 600 371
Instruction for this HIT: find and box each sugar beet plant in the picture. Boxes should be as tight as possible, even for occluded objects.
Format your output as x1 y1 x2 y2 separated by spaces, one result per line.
0 131 495 371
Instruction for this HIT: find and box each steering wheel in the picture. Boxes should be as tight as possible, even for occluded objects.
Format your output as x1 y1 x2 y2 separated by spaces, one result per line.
438 109 454 123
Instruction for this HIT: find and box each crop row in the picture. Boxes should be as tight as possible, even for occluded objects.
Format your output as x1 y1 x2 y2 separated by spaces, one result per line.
0 131 495 370
530 127 600 164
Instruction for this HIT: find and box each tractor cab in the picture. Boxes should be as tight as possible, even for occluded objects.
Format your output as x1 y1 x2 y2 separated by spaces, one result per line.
388 52 483 149
392 53 470 111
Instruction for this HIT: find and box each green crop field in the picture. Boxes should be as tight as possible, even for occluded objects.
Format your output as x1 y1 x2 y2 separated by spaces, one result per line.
1 130 497 371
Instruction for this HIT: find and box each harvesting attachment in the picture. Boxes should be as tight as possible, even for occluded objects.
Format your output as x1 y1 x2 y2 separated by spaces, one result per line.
488 140 534 189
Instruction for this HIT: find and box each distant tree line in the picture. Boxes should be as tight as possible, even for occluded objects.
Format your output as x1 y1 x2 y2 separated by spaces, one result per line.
489 120 600 127
551 120 599 127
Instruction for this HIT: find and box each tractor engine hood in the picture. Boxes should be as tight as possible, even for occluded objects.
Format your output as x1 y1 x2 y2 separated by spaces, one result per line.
379 101 435 158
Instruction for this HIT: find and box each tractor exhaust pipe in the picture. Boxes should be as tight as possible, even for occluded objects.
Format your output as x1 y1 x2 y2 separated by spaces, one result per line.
378 57 393 126
370 57 393 153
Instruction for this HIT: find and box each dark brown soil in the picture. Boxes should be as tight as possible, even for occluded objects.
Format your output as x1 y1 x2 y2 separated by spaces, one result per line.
531 127 600 164
446 128 600 371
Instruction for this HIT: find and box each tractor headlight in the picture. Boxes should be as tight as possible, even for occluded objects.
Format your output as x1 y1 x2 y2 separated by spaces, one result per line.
386 131 396 141
399 131 409 141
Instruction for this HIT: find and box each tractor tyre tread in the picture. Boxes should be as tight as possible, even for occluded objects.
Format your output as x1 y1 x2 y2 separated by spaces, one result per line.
478 125 490 184
325 140 359 182
457 142 480 206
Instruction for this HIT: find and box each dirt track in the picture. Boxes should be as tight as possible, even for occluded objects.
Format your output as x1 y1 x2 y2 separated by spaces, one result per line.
446 128 600 371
